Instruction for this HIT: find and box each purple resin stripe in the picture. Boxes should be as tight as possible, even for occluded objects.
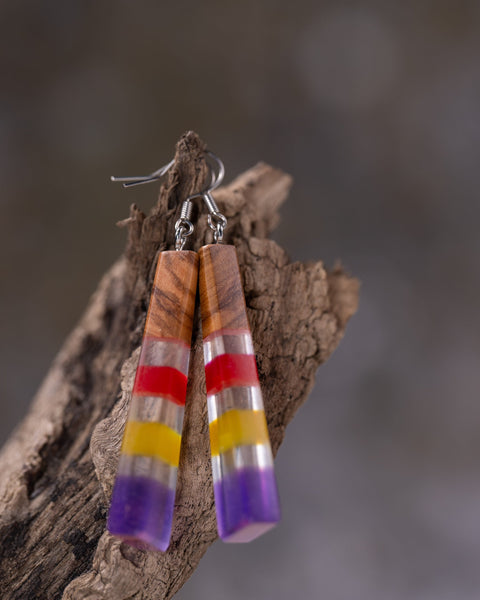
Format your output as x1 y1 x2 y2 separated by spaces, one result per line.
213 466 280 543
108 475 175 551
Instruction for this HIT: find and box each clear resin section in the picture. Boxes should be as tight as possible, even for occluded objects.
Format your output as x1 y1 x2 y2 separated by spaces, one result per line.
205 349 281 542
107 251 198 552
199 244 280 543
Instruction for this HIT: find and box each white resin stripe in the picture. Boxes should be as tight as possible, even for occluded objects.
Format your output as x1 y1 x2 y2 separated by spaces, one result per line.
211 443 274 483
203 332 254 365
117 454 178 490
129 395 185 434
140 337 190 374
207 386 264 423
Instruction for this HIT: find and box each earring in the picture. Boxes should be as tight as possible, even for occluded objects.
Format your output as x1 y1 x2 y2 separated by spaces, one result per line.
106 160 208 551
198 188 281 542
107 151 280 549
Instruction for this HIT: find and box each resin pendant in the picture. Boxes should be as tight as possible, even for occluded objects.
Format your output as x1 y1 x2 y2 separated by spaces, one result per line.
107 250 198 551
199 244 280 542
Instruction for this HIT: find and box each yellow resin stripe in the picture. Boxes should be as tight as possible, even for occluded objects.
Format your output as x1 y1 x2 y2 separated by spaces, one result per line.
209 409 270 456
121 421 181 467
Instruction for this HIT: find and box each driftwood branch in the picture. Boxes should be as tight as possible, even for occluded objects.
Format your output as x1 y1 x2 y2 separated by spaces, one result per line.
0 131 359 600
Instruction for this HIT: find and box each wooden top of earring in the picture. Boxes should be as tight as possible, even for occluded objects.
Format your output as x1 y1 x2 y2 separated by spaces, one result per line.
144 251 199 345
198 244 250 338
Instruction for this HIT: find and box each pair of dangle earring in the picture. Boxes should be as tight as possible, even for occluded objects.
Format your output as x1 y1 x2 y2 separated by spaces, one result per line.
107 153 281 551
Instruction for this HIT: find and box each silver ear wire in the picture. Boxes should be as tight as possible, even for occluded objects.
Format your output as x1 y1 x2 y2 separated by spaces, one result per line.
110 159 175 188
110 149 228 248
110 150 224 190
206 151 225 191
203 152 227 243
176 151 227 246
175 151 226 250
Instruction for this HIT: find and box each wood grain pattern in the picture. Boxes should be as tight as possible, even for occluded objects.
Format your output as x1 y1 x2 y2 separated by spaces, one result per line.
146 251 198 345
198 244 250 338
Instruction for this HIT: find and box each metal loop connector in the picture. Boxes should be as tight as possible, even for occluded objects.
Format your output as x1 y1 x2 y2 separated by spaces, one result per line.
174 219 194 251
208 209 227 243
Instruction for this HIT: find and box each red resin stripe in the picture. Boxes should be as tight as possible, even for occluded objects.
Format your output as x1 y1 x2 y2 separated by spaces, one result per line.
205 353 259 395
133 365 188 406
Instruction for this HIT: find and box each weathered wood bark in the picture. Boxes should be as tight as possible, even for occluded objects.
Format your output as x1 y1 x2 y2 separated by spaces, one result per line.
0 131 359 600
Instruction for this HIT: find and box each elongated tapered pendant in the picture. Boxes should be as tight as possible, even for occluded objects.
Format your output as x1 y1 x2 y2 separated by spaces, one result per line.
199 244 281 542
108 250 198 551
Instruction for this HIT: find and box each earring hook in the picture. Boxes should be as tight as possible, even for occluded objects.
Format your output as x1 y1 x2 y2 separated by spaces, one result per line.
202 152 227 243
174 151 227 249
110 159 176 188
110 150 227 249
110 150 224 191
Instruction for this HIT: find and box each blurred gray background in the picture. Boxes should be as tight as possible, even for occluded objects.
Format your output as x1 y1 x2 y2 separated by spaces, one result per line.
1 1 479 598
